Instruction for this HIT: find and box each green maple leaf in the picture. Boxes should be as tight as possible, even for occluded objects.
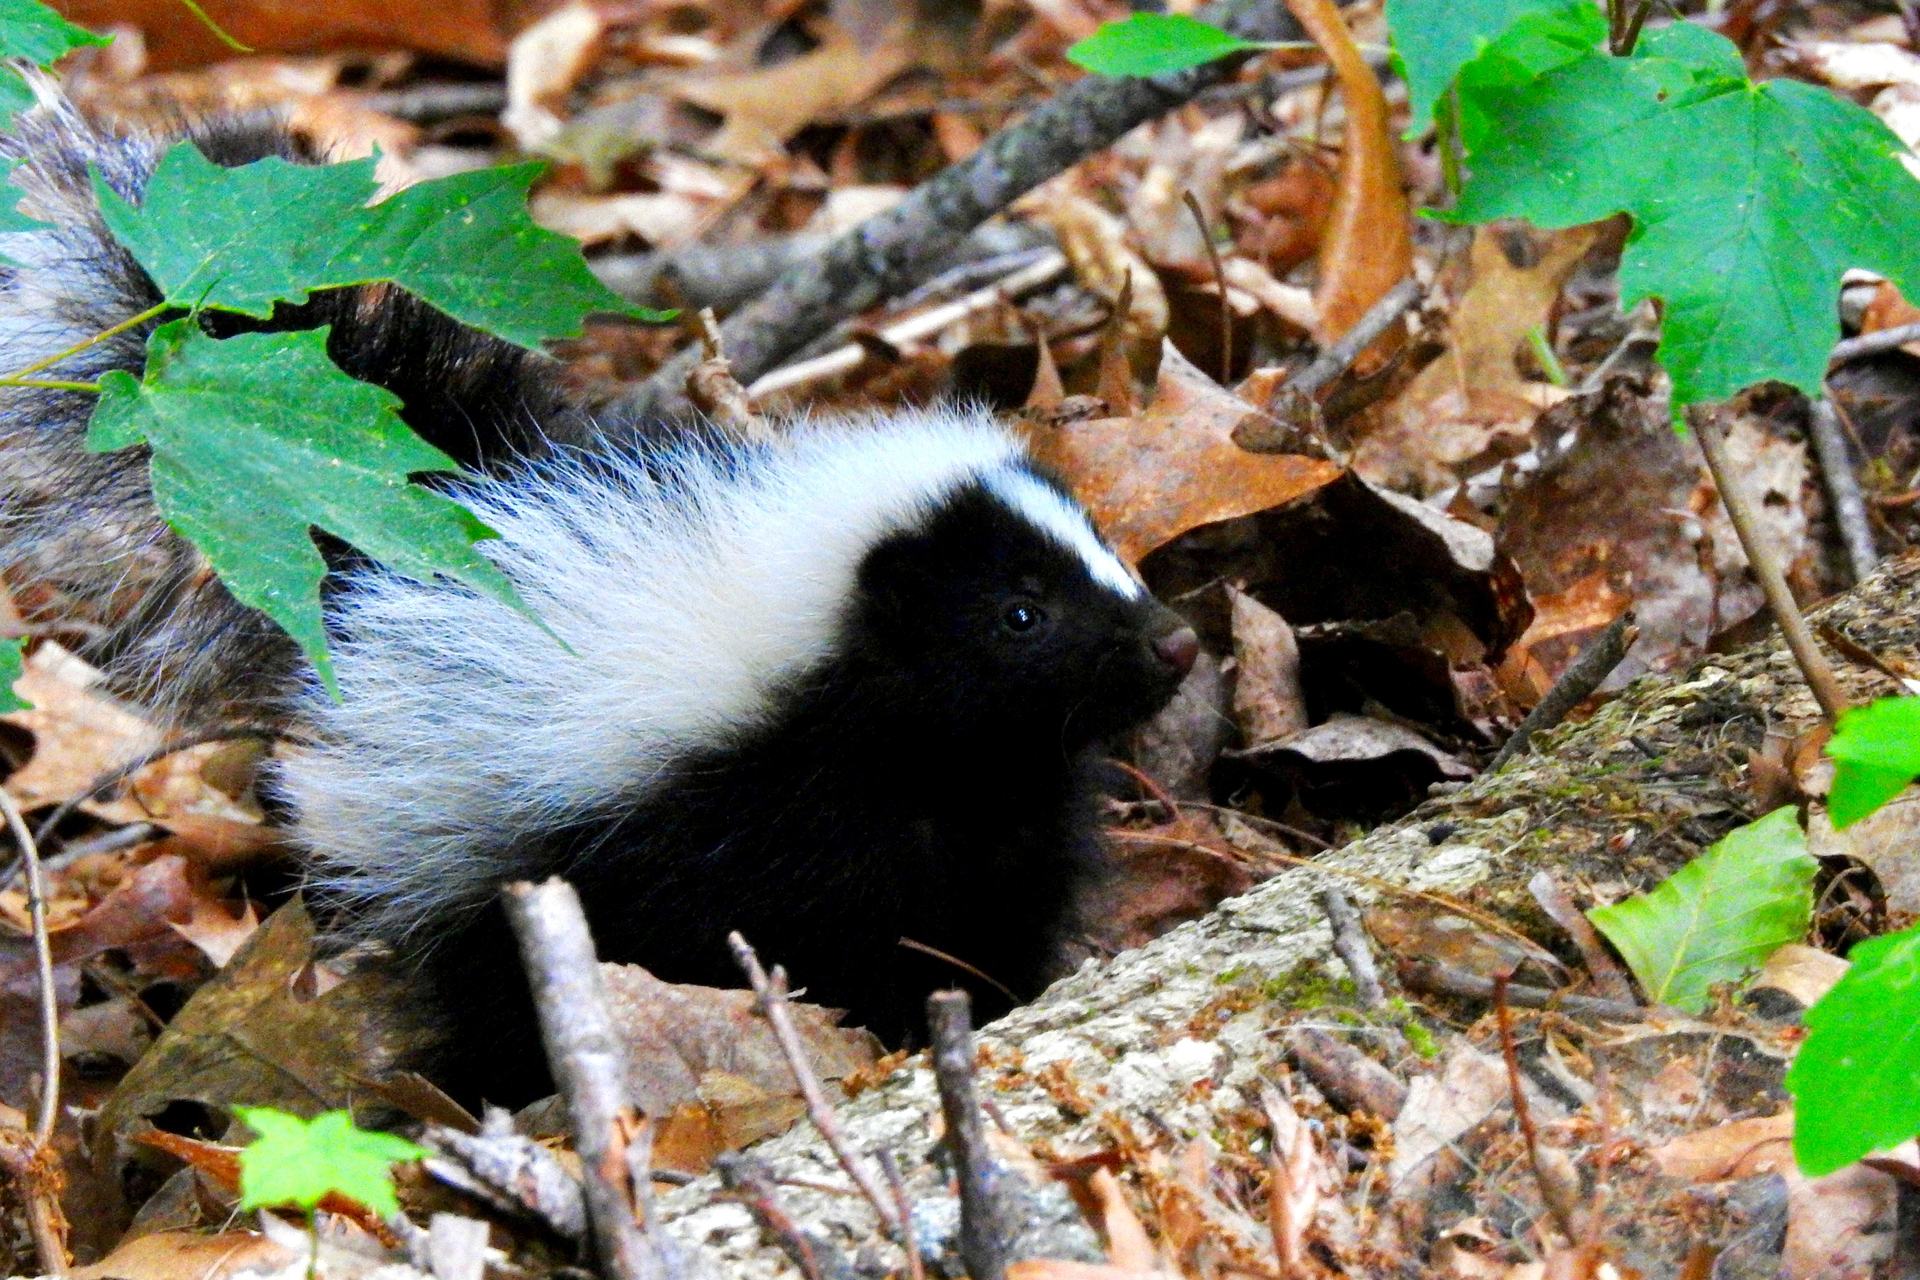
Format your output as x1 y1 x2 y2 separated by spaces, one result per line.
1446 19 1920 415
1065 13 1266 77
1586 806 1815 1012
1787 924 1920 1176
0 0 109 128
0 637 27 714
88 321 532 697
236 1107 426 1218
1385 0 1581 134
1826 697 1920 829
95 143 663 348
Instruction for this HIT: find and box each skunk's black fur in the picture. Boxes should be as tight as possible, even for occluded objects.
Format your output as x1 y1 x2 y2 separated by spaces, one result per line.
0 96 1198 1104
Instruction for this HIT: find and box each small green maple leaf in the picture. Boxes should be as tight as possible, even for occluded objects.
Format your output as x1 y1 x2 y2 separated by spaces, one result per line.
0 637 27 714
235 1107 425 1218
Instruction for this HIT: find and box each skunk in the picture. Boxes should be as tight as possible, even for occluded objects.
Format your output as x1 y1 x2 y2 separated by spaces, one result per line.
0 96 1199 1102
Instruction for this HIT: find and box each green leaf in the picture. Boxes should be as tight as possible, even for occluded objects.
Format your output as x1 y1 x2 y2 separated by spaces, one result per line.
235 1107 425 1217
1787 924 1920 1176
1385 0 1591 134
1445 21 1920 416
1586 806 1816 1012
0 0 108 67
1065 13 1264 77
87 320 532 697
0 637 27 714
94 144 660 348
1827 697 1920 828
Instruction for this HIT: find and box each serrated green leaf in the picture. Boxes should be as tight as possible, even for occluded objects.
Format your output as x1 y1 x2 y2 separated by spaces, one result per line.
1586 806 1815 1012
235 1107 426 1217
1066 13 1264 77
0 637 27 714
1445 20 1920 416
87 320 531 697
0 0 108 67
1827 697 1920 828
1385 0 1591 134
1787 924 1920 1176
95 144 659 348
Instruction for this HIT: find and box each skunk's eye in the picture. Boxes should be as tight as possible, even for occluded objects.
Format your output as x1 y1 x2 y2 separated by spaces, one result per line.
1002 602 1044 633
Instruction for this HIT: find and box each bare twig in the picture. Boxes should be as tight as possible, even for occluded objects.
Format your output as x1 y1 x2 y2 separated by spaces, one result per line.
0 779 67 1275
715 1153 855 1280
1487 610 1638 773
1689 406 1850 721
1183 190 1232 384
877 1150 928 1280
503 879 679 1280
361 82 508 123
928 990 1019 1280
1608 0 1654 55
616 0 1302 422
1808 396 1879 585
685 308 769 443
1400 959 1643 1022
727 933 902 1236
1317 883 1384 1008
1288 275 1421 399
1494 973 1577 1242
745 250 1066 403
1526 871 1636 1006
1829 320 1920 366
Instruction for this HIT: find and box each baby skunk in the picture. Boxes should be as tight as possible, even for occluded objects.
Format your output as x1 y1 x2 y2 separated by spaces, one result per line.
0 97 1199 1102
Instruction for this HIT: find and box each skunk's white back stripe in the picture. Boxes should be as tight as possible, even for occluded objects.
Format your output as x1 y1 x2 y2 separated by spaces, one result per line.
284 405 1135 940
982 470 1141 599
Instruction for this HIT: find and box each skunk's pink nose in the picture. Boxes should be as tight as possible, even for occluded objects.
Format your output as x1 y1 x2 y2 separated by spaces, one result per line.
1154 627 1199 676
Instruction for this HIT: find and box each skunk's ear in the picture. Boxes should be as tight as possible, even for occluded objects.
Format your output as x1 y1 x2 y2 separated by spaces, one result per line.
855 533 926 625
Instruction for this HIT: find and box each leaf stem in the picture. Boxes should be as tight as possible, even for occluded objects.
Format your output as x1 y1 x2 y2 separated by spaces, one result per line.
1690 404 1850 722
0 302 165 382
174 0 253 51
0 379 103 393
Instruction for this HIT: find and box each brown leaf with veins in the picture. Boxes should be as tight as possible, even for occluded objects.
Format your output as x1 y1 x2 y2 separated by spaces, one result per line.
1028 340 1341 565
1284 0 1412 351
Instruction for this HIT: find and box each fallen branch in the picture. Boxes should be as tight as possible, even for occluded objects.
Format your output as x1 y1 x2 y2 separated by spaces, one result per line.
1689 406 1850 722
928 990 1019 1280
503 879 683 1280
1829 319 1920 366
1808 396 1879 585
1487 610 1638 773
1288 274 1422 400
615 0 1302 423
714 1153 856 1280
1317 883 1384 1009
1400 959 1643 1022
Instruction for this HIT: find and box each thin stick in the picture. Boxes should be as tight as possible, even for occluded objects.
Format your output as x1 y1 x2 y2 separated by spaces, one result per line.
714 1154 844 1280
927 991 1015 1280
896 937 1020 1005
0 303 166 383
877 1150 928 1280
1289 275 1421 398
1183 190 1232 384
0 784 66 1276
1808 396 1879 585
1494 973 1576 1242
503 879 671 1280
1487 611 1638 773
1401 959 1642 1021
1829 320 1920 366
1318 883 1384 1008
727 933 901 1235
1689 406 1850 721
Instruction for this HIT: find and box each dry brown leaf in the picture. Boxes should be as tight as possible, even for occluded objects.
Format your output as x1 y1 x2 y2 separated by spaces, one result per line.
70 1229 293 1280
1650 1112 1794 1182
1495 570 1633 706
530 189 706 249
1028 340 1341 565
59 0 510 71
1083 821 1253 955
1016 188 1170 357
1810 794 1920 914
1858 279 1920 357
1388 1044 1513 1187
1126 110 1242 274
1357 225 1594 495
170 896 260 970
502 3 606 150
1087 1167 1160 1274
1752 943 1849 1008
1228 584 1307 748
1284 0 1411 351
1783 1153 1904 1278
4 642 159 811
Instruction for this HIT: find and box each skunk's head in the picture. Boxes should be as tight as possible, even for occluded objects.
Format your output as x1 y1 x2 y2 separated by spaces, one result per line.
854 463 1196 744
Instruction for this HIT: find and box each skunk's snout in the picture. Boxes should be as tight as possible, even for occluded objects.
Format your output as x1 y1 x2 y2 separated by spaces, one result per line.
1153 626 1199 677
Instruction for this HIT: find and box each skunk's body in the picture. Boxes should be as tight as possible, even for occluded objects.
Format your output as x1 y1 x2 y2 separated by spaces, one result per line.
0 97 1197 1102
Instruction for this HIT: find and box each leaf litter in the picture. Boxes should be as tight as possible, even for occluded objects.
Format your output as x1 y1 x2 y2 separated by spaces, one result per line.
9 0 1920 1276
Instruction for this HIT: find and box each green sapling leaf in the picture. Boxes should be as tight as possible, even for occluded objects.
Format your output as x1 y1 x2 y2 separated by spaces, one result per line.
0 0 109 66
1586 806 1815 1012
1826 697 1920 829
235 1107 426 1218
88 321 534 697
1066 13 1265 78
1385 0 1585 134
1445 20 1920 416
0 636 27 714
1787 924 1920 1176
94 144 665 348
